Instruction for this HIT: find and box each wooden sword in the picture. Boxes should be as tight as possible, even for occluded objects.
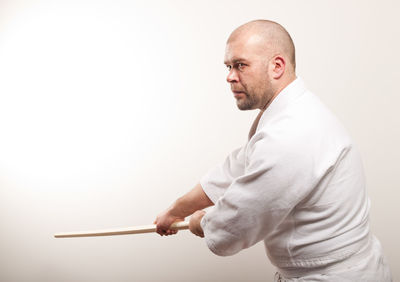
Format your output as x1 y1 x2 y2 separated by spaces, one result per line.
54 221 189 238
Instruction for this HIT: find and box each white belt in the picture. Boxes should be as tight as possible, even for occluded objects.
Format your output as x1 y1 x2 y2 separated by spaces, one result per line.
276 233 372 278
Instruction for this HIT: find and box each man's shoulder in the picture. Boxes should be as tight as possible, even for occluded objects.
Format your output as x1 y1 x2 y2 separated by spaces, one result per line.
251 94 353 155
262 91 349 138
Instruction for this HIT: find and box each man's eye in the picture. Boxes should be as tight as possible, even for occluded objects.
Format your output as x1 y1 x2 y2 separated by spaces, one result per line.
238 63 245 70
226 65 232 71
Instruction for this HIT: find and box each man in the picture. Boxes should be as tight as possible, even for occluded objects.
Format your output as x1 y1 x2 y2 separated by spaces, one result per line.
154 20 392 281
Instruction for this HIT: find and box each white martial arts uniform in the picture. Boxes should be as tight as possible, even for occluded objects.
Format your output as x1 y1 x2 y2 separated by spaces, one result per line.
200 78 392 281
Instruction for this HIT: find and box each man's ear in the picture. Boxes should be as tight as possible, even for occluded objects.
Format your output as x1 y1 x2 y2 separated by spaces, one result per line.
270 55 285 79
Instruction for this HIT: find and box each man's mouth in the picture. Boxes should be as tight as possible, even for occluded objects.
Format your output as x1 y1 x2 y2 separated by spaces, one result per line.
232 90 246 98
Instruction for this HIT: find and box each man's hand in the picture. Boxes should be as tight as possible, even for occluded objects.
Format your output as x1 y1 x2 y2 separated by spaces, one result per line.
189 210 206 238
154 207 184 236
154 183 213 236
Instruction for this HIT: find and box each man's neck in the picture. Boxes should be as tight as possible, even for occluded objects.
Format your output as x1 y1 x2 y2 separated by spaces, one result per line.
260 75 297 111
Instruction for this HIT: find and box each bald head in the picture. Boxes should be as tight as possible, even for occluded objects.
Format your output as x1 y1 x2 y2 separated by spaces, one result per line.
224 20 297 111
228 20 296 72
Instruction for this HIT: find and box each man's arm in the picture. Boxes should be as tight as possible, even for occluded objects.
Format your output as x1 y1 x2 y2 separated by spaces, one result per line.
155 144 246 236
154 183 213 236
199 131 321 256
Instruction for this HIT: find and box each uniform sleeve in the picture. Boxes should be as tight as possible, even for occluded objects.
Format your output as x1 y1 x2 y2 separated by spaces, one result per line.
200 130 318 256
200 145 246 204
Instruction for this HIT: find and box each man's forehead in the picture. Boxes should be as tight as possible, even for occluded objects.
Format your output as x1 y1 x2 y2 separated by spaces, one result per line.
224 41 246 63
223 55 248 65
224 44 255 65
224 34 268 64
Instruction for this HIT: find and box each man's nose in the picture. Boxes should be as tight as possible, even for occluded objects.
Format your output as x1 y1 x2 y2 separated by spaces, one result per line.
226 69 239 83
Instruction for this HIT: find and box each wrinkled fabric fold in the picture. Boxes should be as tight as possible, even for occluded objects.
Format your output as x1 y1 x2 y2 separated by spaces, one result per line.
200 78 391 281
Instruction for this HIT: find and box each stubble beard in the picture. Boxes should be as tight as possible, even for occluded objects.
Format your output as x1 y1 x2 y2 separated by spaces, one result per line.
236 93 260 111
235 73 271 111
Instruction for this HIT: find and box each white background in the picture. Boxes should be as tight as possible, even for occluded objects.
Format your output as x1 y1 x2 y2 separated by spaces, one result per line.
0 0 399 281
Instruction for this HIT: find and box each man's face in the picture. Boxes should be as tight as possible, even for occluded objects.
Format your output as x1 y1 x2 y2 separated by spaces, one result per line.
224 35 273 111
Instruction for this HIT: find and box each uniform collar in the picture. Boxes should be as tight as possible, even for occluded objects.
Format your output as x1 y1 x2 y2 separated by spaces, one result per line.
257 77 307 131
